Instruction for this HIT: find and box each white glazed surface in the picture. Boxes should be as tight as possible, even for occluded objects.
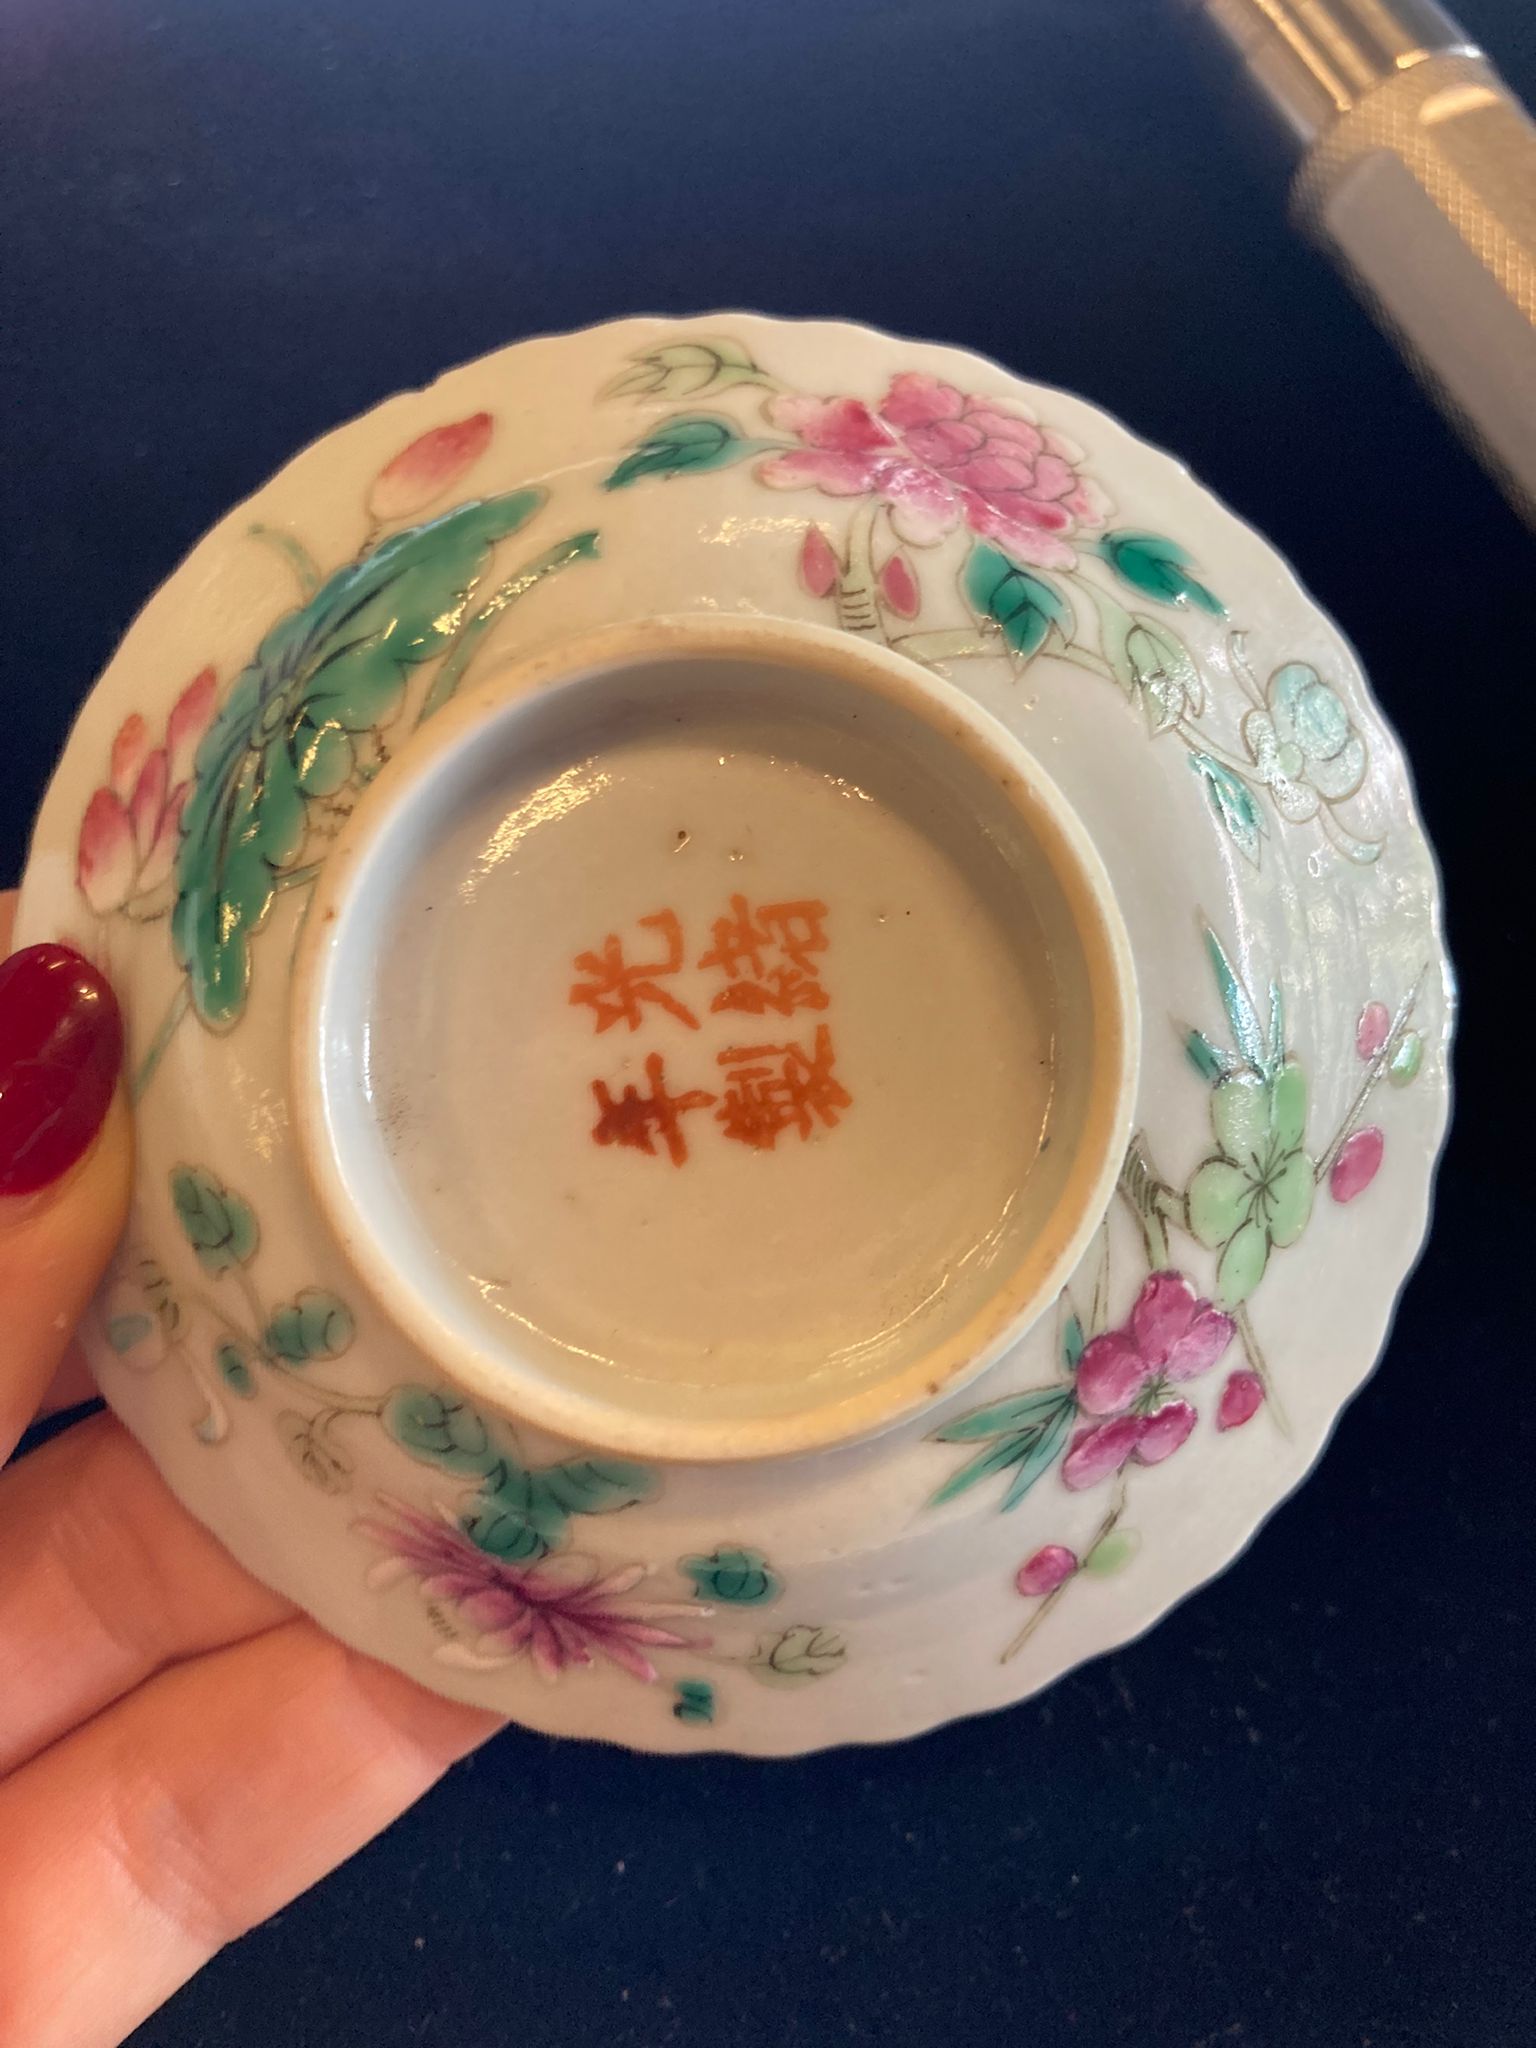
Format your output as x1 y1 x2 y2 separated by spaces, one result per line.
16 315 1452 1754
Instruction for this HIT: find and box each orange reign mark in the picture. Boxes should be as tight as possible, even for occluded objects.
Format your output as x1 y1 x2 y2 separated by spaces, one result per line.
569 909 700 1033
713 1026 852 1151
697 895 831 1017
590 1052 717 1167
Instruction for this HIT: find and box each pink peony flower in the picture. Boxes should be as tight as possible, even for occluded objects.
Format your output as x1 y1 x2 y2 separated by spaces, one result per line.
1016 1544 1079 1597
1217 1369 1266 1431
758 373 1111 570
368 412 494 524
1062 1271 1234 1491
357 1499 707 1683
76 668 217 917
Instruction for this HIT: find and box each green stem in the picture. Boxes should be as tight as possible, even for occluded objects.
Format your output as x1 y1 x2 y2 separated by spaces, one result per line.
416 531 600 726
249 524 321 598
186 1285 382 1413
1233 1304 1291 1439
999 1478 1127 1666
129 981 191 1104
1314 972 1424 1181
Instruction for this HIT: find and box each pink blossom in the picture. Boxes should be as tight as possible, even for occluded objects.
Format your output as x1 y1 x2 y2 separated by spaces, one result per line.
357 1500 706 1683
800 524 839 598
1217 1369 1265 1431
1016 1544 1079 1597
758 373 1110 570
1356 1001 1391 1060
1330 1126 1385 1203
879 551 920 618
1061 1272 1234 1491
76 668 217 916
368 412 494 524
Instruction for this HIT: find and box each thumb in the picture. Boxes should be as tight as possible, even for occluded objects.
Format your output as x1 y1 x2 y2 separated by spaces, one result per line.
0 942 131 1459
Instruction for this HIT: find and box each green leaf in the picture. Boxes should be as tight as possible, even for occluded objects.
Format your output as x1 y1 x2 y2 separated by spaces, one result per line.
962 543 1071 660
172 490 545 1028
934 1385 1076 1443
1202 925 1267 1074
106 1313 153 1353
525 1457 657 1520
170 1166 258 1273
672 1678 717 1726
1268 981 1286 1069
1061 1312 1085 1372
1189 753 1264 868
1083 1527 1141 1577
681 1546 781 1605
749 1625 847 1686
998 1401 1075 1511
1388 1030 1423 1087
381 1384 499 1478
276 1411 353 1493
1184 1029 1228 1083
602 414 774 489
603 337 768 401
215 1341 257 1398
459 1497 553 1562
1094 530 1223 614
264 1289 355 1363
416 530 600 725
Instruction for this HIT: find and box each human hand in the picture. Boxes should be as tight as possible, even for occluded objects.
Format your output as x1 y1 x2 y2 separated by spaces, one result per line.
0 891 500 2047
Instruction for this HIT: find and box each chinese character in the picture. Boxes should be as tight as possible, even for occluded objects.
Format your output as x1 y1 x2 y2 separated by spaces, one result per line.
590 1052 717 1166
714 1026 852 1151
698 895 831 1017
570 909 699 1033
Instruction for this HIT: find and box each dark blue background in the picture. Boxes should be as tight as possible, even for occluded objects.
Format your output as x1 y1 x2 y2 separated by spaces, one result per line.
4 3 1532 2043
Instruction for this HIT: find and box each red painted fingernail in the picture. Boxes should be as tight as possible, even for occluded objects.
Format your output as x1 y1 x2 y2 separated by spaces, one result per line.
0 944 124 1198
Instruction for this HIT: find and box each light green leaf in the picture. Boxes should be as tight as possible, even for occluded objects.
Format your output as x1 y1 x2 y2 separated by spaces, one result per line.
382 1385 499 1477
934 1385 1076 1443
216 1341 257 1398
999 1403 1075 1511
1061 1312 1085 1372
173 491 545 1028
1203 927 1267 1073
1216 1217 1271 1307
1189 754 1264 868
170 1166 258 1273
1083 1527 1141 1577
1184 1029 1228 1084
603 337 768 401
106 1313 154 1353
749 1625 847 1686
681 1546 780 1605
264 1289 355 1363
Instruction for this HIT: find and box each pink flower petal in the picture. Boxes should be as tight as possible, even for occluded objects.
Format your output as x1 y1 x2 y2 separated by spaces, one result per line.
967 406 1044 455
128 748 168 861
108 715 150 801
882 466 964 547
76 788 137 914
1016 1544 1079 1597
757 448 885 497
1130 1270 1201 1364
800 524 840 598
167 666 218 785
1061 475 1113 528
1133 1400 1197 1466
903 417 985 468
1356 1001 1391 1060
767 394 893 454
1075 1330 1149 1418
1063 1415 1142 1490
880 372 965 431
878 551 920 618
1027 453 1078 504
368 411 494 523
1163 1305 1236 1383
1330 1126 1385 1203
1217 1370 1265 1431
962 495 1078 568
